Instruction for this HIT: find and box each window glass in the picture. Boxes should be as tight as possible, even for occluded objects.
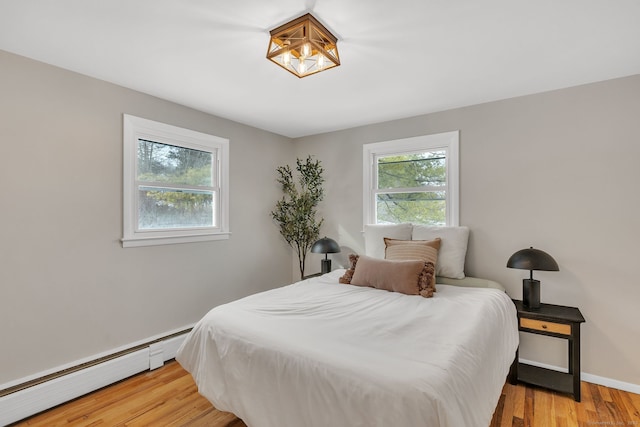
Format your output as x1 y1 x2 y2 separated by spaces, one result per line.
376 192 446 226
137 139 213 186
377 152 446 189
136 139 215 230
138 187 215 229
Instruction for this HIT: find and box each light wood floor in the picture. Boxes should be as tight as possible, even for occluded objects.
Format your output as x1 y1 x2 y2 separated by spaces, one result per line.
14 360 640 427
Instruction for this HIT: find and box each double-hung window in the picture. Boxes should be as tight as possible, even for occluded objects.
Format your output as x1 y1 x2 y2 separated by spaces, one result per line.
363 131 459 226
122 114 229 247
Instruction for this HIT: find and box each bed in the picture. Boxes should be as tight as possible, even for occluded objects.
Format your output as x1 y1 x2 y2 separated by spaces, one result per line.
177 269 519 427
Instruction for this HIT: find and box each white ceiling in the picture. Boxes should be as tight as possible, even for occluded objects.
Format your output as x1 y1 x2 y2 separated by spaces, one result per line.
1 0 639 138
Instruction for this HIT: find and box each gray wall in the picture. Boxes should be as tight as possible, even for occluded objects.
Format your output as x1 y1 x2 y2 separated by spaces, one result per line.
295 74 640 386
0 50 295 385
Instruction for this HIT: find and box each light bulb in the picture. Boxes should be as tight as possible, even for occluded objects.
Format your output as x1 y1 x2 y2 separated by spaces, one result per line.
299 61 306 75
317 54 325 69
301 43 311 58
283 50 291 66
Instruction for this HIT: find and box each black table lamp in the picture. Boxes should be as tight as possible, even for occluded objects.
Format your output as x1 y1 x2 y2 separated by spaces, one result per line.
507 247 559 309
311 237 341 274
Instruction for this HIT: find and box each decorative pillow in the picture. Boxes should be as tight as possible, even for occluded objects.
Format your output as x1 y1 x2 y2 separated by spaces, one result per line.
339 254 359 284
384 237 440 292
363 223 412 259
350 255 436 298
412 225 469 279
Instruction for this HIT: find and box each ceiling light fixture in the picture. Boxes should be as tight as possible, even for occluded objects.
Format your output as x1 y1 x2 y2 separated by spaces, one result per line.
267 13 340 78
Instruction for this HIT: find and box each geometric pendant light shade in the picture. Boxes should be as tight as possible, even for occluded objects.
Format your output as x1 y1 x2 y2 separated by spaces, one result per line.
266 13 340 78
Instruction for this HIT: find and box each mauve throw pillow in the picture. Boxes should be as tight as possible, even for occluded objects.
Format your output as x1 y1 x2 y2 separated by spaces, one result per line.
350 255 435 297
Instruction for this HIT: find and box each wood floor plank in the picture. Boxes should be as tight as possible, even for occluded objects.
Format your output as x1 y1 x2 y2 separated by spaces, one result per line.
622 393 640 426
12 360 640 427
524 386 535 427
598 384 613 402
618 388 640 424
553 392 577 427
584 381 598 413
589 382 615 423
535 387 554 427
513 383 527 420
499 383 516 427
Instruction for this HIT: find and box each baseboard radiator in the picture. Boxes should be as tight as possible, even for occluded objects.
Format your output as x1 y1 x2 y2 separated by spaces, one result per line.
0 329 190 426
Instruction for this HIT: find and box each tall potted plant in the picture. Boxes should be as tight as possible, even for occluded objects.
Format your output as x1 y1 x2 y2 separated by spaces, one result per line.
271 156 324 280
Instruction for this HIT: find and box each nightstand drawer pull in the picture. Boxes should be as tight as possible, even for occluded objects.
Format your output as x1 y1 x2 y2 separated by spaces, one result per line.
520 318 571 335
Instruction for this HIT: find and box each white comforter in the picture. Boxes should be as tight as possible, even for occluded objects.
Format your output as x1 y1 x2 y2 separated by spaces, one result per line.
177 270 519 427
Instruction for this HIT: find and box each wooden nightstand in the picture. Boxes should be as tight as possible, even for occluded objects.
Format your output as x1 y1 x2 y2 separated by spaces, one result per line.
509 300 586 401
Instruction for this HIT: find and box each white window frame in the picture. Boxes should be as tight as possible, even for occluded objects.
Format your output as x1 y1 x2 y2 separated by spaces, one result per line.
363 131 459 227
122 114 230 248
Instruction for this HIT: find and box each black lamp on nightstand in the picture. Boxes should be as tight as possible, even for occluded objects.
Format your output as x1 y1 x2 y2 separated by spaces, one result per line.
311 237 341 274
507 246 559 309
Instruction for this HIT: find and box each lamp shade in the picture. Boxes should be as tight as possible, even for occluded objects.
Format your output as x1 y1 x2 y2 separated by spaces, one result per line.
507 247 559 271
311 237 341 254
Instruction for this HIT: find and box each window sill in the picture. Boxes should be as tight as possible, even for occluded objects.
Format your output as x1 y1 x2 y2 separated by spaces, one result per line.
121 232 231 248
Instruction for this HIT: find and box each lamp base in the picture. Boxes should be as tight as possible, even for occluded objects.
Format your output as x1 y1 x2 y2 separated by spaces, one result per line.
523 279 541 309
321 259 332 274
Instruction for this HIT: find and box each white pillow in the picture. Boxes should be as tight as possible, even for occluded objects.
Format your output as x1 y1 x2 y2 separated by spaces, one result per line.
412 225 469 279
363 223 412 259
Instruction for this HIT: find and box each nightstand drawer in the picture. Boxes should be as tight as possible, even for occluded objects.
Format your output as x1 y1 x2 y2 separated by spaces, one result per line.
520 318 571 335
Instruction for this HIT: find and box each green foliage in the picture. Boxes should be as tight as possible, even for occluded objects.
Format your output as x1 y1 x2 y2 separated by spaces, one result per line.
271 156 325 279
376 152 447 225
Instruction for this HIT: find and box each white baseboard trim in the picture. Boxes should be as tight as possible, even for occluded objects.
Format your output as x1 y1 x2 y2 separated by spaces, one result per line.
0 328 191 426
520 358 640 395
